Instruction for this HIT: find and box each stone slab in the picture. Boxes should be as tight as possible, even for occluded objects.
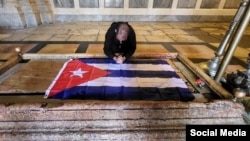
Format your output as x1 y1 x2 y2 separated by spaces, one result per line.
0 60 64 93
0 44 37 53
172 44 215 59
86 43 169 55
0 100 246 140
38 44 79 53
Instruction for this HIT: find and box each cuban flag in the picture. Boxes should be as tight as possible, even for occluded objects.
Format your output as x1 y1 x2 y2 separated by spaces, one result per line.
45 58 194 101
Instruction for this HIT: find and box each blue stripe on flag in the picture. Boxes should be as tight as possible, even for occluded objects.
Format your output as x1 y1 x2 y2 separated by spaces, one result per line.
79 58 168 65
106 70 179 78
51 86 194 101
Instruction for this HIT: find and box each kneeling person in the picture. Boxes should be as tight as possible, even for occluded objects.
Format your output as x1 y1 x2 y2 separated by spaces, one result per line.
103 22 136 64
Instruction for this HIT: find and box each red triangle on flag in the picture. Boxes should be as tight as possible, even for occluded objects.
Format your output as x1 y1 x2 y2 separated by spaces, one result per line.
47 59 109 97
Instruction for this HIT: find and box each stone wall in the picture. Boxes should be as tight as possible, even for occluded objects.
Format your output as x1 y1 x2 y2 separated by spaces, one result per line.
0 0 242 29
0 0 53 29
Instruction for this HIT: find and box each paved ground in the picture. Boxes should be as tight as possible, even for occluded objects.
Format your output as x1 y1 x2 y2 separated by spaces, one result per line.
0 21 249 99
1 21 249 66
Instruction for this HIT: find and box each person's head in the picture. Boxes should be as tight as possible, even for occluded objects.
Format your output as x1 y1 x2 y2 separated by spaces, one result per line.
116 23 130 42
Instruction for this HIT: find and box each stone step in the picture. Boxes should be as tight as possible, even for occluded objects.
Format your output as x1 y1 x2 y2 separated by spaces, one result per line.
0 118 243 132
0 100 246 140
0 130 185 141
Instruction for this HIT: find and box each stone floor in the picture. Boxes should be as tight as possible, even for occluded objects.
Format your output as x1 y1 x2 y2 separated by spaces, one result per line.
1 21 249 64
0 21 249 97
0 21 249 79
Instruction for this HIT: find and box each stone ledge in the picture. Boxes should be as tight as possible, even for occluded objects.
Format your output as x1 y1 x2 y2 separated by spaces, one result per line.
0 100 246 140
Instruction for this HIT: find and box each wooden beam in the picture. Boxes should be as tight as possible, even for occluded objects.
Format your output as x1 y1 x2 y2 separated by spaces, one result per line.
21 53 178 60
0 53 14 60
177 53 233 99
0 54 22 75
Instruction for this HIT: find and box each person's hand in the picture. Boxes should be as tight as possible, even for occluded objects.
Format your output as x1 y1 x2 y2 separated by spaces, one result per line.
113 55 126 64
117 56 125 64
116 57 123 64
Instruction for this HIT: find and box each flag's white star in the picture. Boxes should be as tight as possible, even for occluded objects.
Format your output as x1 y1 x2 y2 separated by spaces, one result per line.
70 68 87 78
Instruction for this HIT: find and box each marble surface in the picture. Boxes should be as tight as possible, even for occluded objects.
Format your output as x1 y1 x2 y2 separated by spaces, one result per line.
0 21 249 71
38 44 79 53
0 0 3 7
104 0 123 8
53 0 74 8
200 0 220 9
172 44 215 59
79 0 99 8
177 0 196 8
0 0 240 29
224 0 241 9
129 0 148 8
153 0 172 8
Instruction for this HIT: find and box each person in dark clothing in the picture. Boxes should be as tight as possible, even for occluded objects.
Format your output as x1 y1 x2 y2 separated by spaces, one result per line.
103 22 136 64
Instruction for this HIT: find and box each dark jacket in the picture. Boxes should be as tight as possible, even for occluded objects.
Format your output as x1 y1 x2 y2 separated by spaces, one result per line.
103 22 136 59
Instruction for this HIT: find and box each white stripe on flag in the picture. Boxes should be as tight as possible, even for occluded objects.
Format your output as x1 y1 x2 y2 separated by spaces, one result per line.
78 77 188 88
91 63 175 71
